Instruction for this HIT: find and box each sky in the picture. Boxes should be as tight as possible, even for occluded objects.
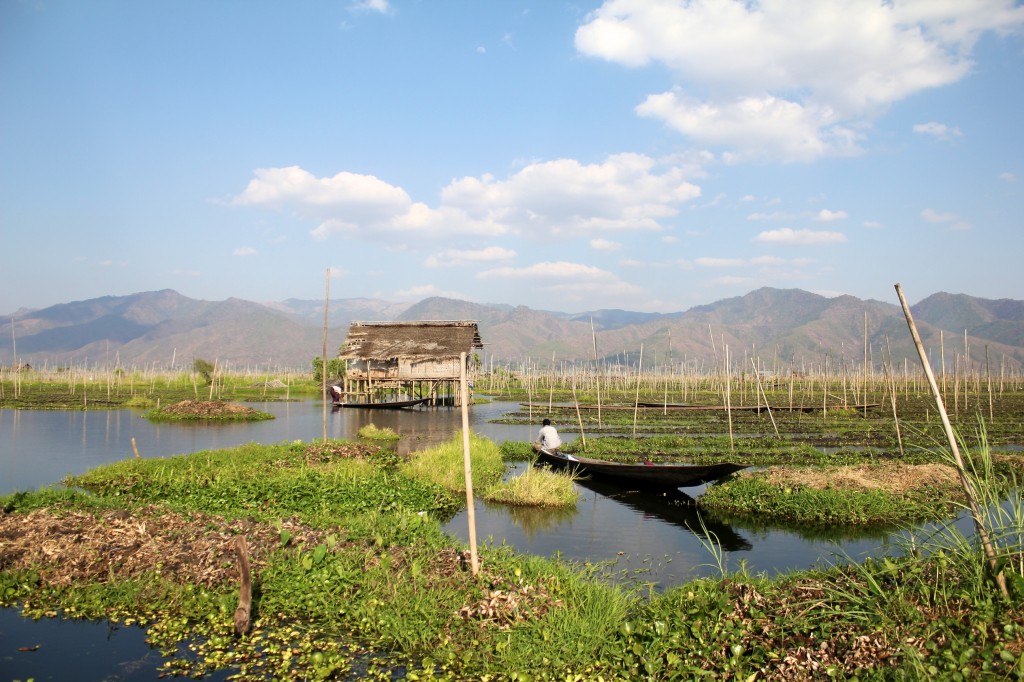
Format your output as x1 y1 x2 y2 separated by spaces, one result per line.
2 0 1023 317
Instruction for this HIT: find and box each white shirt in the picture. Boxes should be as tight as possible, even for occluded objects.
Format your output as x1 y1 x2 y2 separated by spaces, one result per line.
538 424 561 450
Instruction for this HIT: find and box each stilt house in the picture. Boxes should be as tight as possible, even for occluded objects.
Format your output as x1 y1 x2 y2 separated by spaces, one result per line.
334 321 483 406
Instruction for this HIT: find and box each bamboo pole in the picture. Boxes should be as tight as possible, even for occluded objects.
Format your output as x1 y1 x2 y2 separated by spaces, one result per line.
751 357 780 438
459 352 479 575
571 368 587 450
895 283 1007 600
632 344 643 438
591 318 602 427
884 336 904 457
322 269 330 443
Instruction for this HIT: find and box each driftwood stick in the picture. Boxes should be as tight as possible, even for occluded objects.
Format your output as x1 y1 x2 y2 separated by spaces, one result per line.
131 437 141 459
894 283 1008 600
233 536 252 636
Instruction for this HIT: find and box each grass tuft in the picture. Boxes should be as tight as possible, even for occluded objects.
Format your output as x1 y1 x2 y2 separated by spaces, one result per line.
484 464 579 507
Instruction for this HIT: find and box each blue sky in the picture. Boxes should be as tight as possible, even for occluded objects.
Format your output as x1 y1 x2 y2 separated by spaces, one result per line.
2 0 1023 316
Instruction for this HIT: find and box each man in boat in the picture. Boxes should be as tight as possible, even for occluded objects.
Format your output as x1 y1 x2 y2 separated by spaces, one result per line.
535 419 562 454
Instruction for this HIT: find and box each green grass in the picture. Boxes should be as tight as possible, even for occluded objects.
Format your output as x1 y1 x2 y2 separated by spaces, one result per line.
356 423 400 440
399 432 507 495
484 464 579 507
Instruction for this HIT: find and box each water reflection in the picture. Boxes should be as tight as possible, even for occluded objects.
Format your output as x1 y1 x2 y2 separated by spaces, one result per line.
571 476 753 552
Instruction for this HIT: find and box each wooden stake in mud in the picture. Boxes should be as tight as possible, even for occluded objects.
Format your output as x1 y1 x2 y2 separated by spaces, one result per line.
459 352 480 575
233 536 252 636
131 437 141 459
632 344 644 438
894 283 1008 600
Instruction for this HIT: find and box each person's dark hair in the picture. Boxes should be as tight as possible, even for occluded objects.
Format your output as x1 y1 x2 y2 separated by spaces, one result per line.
542 418 551 426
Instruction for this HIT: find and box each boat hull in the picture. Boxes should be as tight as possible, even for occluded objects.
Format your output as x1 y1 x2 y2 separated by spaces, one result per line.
536 449 748 491
332 397 429 409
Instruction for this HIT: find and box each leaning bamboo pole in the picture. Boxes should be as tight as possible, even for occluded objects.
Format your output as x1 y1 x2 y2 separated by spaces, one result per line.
751 357 780 439
895 283 1007 600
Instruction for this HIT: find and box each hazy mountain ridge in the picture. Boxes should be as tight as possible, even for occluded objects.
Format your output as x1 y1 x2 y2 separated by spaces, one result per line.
3 288 1023 370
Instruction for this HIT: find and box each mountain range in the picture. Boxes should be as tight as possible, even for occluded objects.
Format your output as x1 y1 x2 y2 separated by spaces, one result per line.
4 288 1023 372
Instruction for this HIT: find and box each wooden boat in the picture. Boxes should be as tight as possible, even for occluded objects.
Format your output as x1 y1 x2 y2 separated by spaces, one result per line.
535 449 748 492
332 397 429 409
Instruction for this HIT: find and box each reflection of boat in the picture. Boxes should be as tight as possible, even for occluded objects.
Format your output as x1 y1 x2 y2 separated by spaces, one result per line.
535 449 748 492
572 476 752 552
332 397 429 409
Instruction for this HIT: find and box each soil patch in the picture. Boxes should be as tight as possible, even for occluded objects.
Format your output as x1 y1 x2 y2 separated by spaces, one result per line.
150 400 271 420
0 506 328 588
755 462 961 495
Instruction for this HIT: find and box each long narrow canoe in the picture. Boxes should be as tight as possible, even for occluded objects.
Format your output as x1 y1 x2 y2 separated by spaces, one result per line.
536 449 748 491
332 397 429 409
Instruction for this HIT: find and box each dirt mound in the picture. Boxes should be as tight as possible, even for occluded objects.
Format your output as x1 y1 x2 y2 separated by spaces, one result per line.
157 400 265 418
758 463 960 494
0 506 329 588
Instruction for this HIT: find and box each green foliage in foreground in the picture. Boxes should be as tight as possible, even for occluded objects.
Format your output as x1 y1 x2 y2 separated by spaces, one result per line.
2 428 1023 679
699 473 961 526
65 440 460 526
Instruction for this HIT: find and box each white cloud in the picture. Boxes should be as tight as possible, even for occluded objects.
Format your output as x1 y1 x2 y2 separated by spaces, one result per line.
350 0 390 14
814 209 848 222
233 246 257 257
913 121 963 140
863 220 884 229
425 246 517 268
442 152 701 236
637 91 860 163
233 155 701 245
577 0 1024 162
754 228 847 245
478 261 615 281
1000 172 1016 182
922 208 957 223
951 221 972 231
590 238 621 251
750 255 787 266
747 211 799 221
695 257 744 268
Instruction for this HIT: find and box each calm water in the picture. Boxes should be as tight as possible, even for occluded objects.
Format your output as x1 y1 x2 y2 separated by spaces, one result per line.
0 398 976 679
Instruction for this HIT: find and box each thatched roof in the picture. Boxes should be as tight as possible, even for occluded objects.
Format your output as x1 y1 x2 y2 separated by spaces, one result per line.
338 321 483 361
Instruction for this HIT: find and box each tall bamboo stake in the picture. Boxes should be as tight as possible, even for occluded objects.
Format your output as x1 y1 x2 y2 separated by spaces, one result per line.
895 283 1007 599
591 318 602 427
632 344 643 438
459 352 479 575
322 269 330 443
725 345 734 454
751 357 780 438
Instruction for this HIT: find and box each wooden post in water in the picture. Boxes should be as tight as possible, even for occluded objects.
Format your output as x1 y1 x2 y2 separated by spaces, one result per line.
895 283 1008 600
233 536 252 636
459 352 479 575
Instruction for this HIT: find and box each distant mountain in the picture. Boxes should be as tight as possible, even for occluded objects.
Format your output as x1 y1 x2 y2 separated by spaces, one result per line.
3 288 1022 371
